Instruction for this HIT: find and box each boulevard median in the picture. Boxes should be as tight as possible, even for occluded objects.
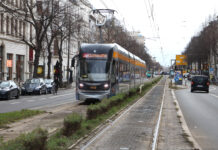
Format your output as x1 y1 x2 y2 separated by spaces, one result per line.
0 76 162 150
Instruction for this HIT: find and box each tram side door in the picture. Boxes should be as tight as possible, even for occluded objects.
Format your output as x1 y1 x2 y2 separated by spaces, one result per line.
110 60 118 95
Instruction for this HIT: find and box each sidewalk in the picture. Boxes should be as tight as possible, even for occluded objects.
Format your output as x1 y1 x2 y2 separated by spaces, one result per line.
157 78 197 150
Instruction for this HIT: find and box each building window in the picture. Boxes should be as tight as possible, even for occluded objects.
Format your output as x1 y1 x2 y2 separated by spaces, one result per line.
19 20 22 36
16 0 18 7
15 19 18 37
23 22 26 38
6 16 9 35
11 17 14 35
20 0 22 9
0 14 4 33
30 24 32 42
7 54 13 80
16 55 24 81
53 38 58 55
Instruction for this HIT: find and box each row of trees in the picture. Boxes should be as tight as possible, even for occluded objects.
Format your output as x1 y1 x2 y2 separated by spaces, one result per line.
103 18 161 71
0 0 84 85
0 0 161 85
183 15 218 74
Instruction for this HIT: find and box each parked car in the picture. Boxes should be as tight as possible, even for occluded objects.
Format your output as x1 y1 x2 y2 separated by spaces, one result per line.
191 75 210 93
0 80 20 100
21 78 47 95
44 79 54 94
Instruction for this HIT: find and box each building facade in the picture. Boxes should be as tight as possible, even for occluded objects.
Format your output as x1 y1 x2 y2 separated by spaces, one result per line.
0 0 32 82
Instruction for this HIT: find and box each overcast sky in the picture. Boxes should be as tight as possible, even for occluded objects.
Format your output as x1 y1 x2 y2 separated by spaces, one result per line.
89 0 218 66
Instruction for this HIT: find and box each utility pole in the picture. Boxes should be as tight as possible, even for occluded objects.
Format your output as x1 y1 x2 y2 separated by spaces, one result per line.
92 9 116 43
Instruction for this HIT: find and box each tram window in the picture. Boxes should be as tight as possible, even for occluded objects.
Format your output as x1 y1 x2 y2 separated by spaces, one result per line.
79 59 110 81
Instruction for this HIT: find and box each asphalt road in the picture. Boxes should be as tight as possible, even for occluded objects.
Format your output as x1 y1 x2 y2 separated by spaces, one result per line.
175 83 218 150
76 77 166 150
0 78 153 114
0 88 76 113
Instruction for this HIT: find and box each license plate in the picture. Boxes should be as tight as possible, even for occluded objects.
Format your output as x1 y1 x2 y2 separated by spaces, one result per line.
197 85 203 87
90 86 96 90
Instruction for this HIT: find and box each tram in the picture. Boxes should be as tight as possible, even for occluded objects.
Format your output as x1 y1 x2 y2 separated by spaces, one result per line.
75 43 146 101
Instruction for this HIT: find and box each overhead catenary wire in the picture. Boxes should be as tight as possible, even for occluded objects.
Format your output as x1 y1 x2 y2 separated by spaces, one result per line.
143 0 165 65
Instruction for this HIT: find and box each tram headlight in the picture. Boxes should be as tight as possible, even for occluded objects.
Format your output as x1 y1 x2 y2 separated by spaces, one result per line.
79 83 84 89
104 83 109 89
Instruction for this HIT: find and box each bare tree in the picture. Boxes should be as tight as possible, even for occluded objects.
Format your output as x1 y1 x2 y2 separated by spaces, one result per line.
0 0 61 78
184 15 218 75
52 1 83 86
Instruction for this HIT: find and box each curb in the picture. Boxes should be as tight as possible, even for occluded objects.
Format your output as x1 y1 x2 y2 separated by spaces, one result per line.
171 89 202 150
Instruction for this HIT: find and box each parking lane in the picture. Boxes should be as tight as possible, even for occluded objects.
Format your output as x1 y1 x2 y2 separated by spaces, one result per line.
0 89 76 113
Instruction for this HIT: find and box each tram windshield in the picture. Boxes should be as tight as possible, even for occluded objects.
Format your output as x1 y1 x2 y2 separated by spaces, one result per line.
79 59 110 81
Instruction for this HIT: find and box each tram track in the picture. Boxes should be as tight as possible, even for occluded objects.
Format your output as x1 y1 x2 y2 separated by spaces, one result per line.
70 77 166 150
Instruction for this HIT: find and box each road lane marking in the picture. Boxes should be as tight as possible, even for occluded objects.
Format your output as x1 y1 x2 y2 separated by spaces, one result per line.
27 100 35 102
151 79 167 150
209 93 218 98
10 102 20 105
31 100 76 110
210 87 216 91
49 93 73 99
39 98 46 101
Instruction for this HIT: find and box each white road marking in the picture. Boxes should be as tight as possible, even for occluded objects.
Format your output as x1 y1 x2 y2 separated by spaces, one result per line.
32 101 76 110
49 93 72 98
27 100 35 102
151 79 167 150
209 93 218 98
10 102 20 105
210 87 216 91
120 148 129 150
38 98 46 101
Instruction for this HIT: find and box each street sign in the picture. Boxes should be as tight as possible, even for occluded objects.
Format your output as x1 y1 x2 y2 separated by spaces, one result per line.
176 55 187 65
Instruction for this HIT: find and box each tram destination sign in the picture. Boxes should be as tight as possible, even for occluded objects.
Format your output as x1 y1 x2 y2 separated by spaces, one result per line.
83 53 107 58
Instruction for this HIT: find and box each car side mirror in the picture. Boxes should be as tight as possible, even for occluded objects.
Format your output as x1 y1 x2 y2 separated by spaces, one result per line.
40 82 43 86
10 85 13 88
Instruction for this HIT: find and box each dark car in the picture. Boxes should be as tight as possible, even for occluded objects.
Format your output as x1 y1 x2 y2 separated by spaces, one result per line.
191 75 210 93
21 78 47 95
0 80 20 100
44 79 54 94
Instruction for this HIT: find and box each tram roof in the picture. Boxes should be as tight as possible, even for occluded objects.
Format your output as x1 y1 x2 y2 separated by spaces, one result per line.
81 43 145 64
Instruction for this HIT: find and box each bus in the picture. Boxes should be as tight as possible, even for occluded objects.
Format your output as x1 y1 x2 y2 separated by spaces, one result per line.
75 43 146 101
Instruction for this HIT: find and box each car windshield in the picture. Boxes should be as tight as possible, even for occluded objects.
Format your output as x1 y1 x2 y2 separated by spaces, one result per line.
26 79 40 84
0 81 10 88
45 79 53 84
79 59 110 81
193 76 208 82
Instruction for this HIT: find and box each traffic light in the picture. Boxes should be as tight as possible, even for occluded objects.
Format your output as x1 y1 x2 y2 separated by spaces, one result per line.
54 61 60 77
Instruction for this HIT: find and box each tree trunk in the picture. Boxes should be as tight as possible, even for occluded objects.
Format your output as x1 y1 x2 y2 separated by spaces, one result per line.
47 49 52 79
58 37 63 87
33 47 41 78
